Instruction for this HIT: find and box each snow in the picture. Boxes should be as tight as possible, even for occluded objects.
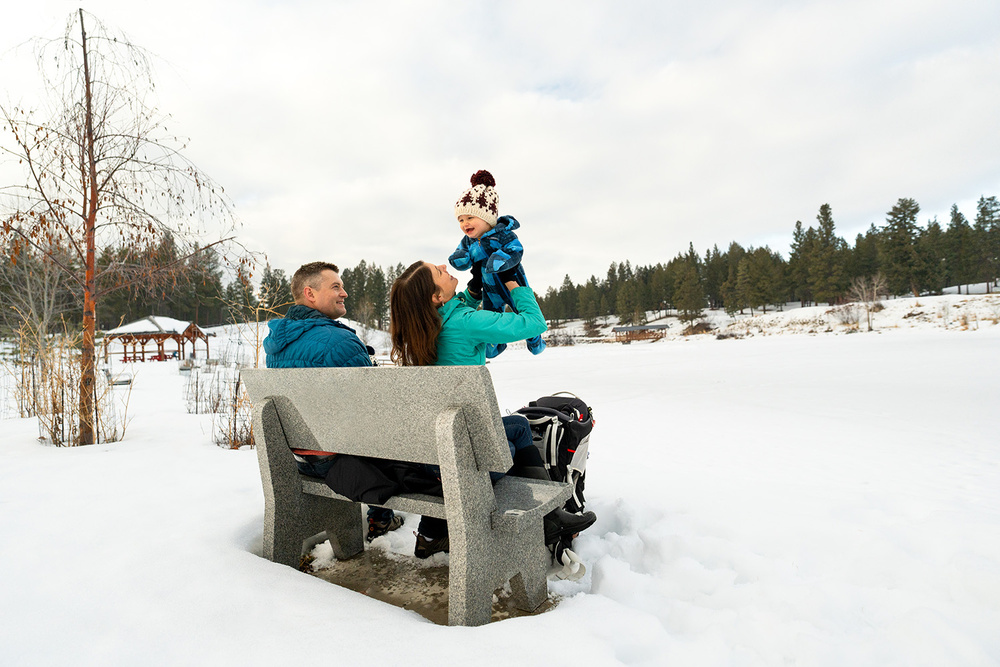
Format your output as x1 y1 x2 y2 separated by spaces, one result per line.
104 315 196 335
554 284 1000 345
2 294 999 666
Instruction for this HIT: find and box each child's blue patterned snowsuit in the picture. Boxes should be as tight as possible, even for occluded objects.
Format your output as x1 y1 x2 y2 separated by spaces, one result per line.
448 215 545 357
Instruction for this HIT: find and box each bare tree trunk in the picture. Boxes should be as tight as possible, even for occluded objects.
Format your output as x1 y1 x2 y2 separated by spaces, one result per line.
78 9 97 446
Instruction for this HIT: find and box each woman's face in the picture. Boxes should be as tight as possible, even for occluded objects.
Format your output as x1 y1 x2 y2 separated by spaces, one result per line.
425 262 458 305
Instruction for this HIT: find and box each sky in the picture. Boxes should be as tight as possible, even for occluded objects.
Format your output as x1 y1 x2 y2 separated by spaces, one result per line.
2 0 999 293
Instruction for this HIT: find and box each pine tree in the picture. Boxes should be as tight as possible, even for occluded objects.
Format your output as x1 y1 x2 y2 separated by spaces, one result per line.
809 204 847 304
788 221 817 305
578 278 600 324
973 196 1000 291
879 198 922 296
721 241 747 315
674 261 705 324
946 204 975 293
258 264 293 316
916 219 947 294
543 286 564 324
703 245 727 309
846 225 880 282
558 275 579 320
368 266 388 329
615 281 641 325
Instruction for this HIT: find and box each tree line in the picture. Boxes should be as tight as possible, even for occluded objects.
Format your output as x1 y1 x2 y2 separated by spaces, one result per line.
218 259 406 331
537 196 1000 325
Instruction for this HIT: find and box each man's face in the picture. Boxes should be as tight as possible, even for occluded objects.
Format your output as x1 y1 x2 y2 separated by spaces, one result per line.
305 270 348 319
457 215 492 239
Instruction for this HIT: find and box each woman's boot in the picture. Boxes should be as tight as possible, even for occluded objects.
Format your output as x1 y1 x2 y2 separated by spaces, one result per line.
511 465 597 544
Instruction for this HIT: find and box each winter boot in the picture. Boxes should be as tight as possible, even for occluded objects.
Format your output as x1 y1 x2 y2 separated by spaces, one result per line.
367 513 404 542
543 507 597 544
414 532 450 559
512 465 597 544
485 342 506 358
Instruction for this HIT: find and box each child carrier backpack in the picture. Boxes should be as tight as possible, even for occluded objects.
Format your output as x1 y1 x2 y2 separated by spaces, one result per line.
516 392 593 514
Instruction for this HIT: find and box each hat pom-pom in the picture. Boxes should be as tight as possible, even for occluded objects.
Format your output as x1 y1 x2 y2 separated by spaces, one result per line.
470 170 495 188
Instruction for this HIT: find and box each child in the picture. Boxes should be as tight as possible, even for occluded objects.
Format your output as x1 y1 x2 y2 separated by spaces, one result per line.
448 170 545 358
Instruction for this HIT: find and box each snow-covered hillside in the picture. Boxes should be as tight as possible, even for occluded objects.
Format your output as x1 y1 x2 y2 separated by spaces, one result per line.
1 297 998 666
552 288 1000 345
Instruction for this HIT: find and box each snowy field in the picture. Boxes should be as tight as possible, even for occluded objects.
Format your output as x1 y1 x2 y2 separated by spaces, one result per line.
1 296 999 666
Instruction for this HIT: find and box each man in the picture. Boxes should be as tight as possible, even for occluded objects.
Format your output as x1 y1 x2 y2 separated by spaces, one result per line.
263 261 404 541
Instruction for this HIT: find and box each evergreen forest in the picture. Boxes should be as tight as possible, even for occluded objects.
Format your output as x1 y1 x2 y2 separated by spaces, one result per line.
3 195 997 336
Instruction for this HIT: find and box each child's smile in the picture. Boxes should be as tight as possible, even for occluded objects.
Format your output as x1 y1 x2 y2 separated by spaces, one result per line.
457 214 492 239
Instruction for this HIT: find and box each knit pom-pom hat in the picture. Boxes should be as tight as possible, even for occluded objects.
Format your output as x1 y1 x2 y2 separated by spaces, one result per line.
454 170 499 227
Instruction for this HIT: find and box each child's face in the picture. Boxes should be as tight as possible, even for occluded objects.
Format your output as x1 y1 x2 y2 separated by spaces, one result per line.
458 215 492 239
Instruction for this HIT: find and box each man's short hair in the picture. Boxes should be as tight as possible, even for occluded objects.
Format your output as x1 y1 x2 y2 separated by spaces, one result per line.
291 261 339 303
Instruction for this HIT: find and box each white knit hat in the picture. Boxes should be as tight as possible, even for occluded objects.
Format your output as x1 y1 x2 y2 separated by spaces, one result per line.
454 170 499 227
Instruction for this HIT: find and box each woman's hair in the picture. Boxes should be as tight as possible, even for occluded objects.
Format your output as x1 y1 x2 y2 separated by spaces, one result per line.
390 261 442 366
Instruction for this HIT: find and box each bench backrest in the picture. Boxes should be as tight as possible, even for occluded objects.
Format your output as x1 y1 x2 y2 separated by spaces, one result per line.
241 365 512 473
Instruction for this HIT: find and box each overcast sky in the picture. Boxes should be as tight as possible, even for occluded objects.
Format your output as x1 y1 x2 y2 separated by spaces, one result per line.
3 0 999 292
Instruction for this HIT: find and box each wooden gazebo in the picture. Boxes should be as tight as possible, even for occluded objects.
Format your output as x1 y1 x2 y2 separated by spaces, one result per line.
102 316 211 362
612 324 670 344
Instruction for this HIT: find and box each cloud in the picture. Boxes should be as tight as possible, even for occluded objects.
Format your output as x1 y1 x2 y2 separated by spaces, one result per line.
2 0 999 291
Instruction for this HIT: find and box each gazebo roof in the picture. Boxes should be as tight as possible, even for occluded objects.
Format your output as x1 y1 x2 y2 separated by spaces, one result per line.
104 316 195 336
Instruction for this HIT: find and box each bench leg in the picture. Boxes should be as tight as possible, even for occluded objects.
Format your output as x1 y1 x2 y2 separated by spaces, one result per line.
508 565 548 613
448 547 495 627
263 494 363 566
507 521 550 613
323 499 364 560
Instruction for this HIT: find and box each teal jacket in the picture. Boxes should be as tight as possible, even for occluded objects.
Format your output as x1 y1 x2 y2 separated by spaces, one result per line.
434 286 547 366
263 305 373 369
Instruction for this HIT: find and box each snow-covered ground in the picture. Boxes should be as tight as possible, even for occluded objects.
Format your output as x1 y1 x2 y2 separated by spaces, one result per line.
553 285 1000 345
1 297 999 666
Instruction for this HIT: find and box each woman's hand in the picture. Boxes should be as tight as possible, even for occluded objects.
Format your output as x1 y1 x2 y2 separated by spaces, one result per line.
499 267 521 289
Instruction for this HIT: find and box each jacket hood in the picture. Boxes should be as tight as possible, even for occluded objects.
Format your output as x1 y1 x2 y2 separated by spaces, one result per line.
493 215 520 232
263 306 356 356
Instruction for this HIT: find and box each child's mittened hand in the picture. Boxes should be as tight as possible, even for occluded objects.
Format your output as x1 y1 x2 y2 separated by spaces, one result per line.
468 272 482 296
498 267 520 285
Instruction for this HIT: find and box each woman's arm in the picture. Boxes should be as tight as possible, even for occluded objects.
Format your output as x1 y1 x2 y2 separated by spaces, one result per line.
453 285 547 344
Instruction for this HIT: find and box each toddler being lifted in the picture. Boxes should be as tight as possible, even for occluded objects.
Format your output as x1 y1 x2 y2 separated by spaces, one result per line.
448 170 545 358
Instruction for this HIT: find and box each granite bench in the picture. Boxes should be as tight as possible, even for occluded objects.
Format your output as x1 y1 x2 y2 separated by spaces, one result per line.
240 365 572 626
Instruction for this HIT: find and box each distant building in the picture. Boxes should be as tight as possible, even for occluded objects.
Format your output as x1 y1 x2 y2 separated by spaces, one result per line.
102 316 211 362
611 324 670 344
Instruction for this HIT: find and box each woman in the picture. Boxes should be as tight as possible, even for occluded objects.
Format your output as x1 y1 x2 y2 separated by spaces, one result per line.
388 261 596 558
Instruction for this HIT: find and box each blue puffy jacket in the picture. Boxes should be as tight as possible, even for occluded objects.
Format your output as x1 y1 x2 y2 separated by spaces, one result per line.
263 305 373 369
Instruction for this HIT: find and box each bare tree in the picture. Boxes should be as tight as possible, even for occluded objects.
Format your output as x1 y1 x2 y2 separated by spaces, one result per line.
0 239 77 341
848 273 888 332
1 10 244 445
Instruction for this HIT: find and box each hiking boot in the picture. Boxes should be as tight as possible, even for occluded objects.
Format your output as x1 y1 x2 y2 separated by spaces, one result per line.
367 513 403 542
543 507 597 545
414 532 449 558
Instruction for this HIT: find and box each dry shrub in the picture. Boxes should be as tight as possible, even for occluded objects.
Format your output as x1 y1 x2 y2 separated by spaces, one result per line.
545 331 575 347
682 322 713 336
829 305 860 326
212 375 254 449
11 325 130 445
